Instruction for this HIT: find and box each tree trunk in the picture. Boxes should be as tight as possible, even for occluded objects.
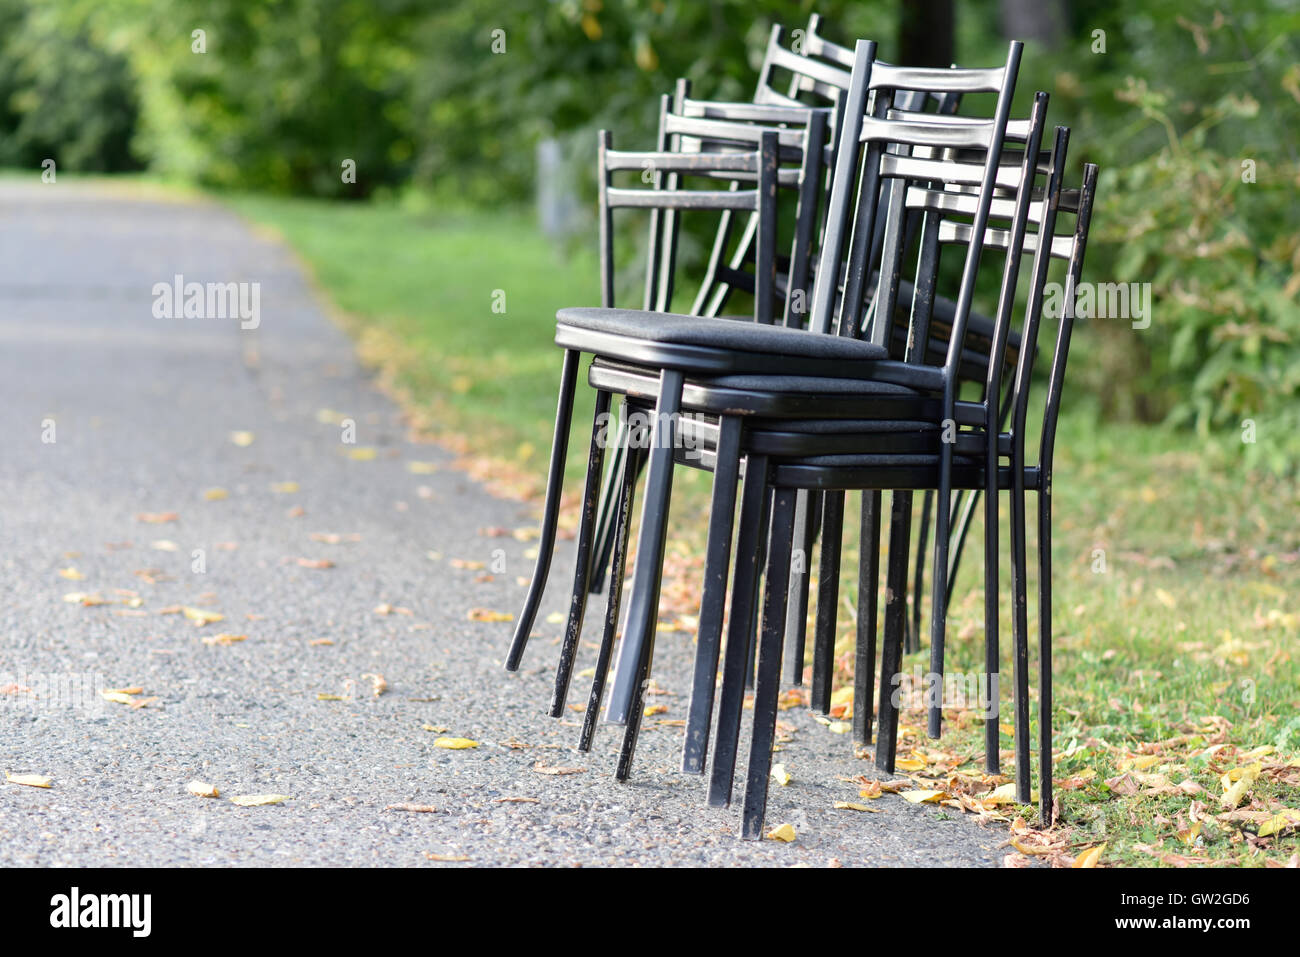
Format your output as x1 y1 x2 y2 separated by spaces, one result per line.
898 0 954 68
998 0 1067 48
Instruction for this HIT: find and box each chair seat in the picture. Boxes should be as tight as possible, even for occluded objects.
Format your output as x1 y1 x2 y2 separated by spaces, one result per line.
556 307 890 362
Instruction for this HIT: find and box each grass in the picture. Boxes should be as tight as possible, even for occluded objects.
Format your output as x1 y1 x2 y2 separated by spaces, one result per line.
221 190 1298 867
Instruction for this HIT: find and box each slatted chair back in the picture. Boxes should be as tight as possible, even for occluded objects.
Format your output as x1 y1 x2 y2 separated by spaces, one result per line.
597 113 781 325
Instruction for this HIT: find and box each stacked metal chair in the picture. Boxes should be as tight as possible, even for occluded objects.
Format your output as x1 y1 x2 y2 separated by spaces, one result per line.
506 20 1098 839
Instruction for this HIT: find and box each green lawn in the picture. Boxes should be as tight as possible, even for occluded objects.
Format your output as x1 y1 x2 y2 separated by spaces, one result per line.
226 191 1299 867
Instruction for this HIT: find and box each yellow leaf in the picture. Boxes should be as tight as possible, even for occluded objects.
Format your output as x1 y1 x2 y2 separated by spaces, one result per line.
896 757 927 772
102 691 137 705
64 593 110 606
5 771 52 788
187 780 219 798
545 612 565 625
203 487 229 501
827 720 851 734
1073 843 1106 868
58 567 84 580
228 431 255 447
900 789 947 804
771 764 792 786
270 481 300 494
643 704 668 717
833 801 882 813
407 462 440 474
1220 763 1261 808
182 607 224 626
1258 812 1300 838
983 783 1025 805
230 794 290 807
317 694 345 701
347 447 377 461
766 823 797 842
203 633 247 646
434 737 479 750
858 781 884 799
467 608 512 622
421 724 448 733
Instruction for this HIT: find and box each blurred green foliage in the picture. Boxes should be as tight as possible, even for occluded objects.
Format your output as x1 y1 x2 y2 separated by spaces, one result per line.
0 0 1297 466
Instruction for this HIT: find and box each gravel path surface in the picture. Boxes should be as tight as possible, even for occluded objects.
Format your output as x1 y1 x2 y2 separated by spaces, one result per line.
0 181 1008 866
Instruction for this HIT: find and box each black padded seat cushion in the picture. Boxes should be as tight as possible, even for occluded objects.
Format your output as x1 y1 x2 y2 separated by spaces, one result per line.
702 372 924 395
556 307 890 362
752 418 940 434
791 452 979 467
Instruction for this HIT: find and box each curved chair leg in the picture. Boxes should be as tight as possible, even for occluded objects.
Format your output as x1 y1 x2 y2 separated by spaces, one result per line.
683 416 743 774
579 438 644 752
876 490 913 773
742 486 799 840
587 412 628 595
507 349 580 671
551 389 613 715
908 489 933 654
1037 486 1054 824
854 490 881 745
606 370 685 729
810 490 845 714
708 455 771 808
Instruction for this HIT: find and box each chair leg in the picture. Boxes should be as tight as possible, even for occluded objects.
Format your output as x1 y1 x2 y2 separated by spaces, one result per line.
1011 480 1032 801
708 455 771 808
683 416 743 774
506 349 579 671
782 489 817 686
742 486 799 840
579 440 643 752
947 488 980 606
587 411 629 595
854 490 881 745
810 490 845 714
550 389 612 716
909 489 933 654
875 490 913 774
1037 486 1054 825
983 464 1002 770
927 455 954 738
606 370 684 728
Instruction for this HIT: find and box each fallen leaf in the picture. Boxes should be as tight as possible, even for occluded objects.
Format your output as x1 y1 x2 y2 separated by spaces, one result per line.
203 488 229 501
230 794 290 807
1073 843 1106 868
228 431 255 447
187 780 220 798
643 704 668 717
833 801 883 813
309 638 334 647
771 764 792 786
182 607 224 627
136 512 179 524
495 796 540 804
766 823 797 842
5 772 52 788
896 757 927 772
533 762 585 775
347 447 376 461
407 461 440 474
317 694 346 701
270 481 300 494
58 567 85 580
296 557 335 569
384 803 438 813
202 633 247 646
424 853 469 862
467 608 512 623
151 540 179 551
900 790 947 804
363 673 388 697
434 737 479 750
63 592 111 607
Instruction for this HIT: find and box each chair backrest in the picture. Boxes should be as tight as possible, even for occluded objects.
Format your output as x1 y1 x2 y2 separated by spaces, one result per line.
596 112 781 324
651 85 830 325
808 38 1026 407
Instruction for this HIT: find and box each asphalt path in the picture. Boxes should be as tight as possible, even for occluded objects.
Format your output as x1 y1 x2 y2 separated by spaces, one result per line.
0 180 1008 866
